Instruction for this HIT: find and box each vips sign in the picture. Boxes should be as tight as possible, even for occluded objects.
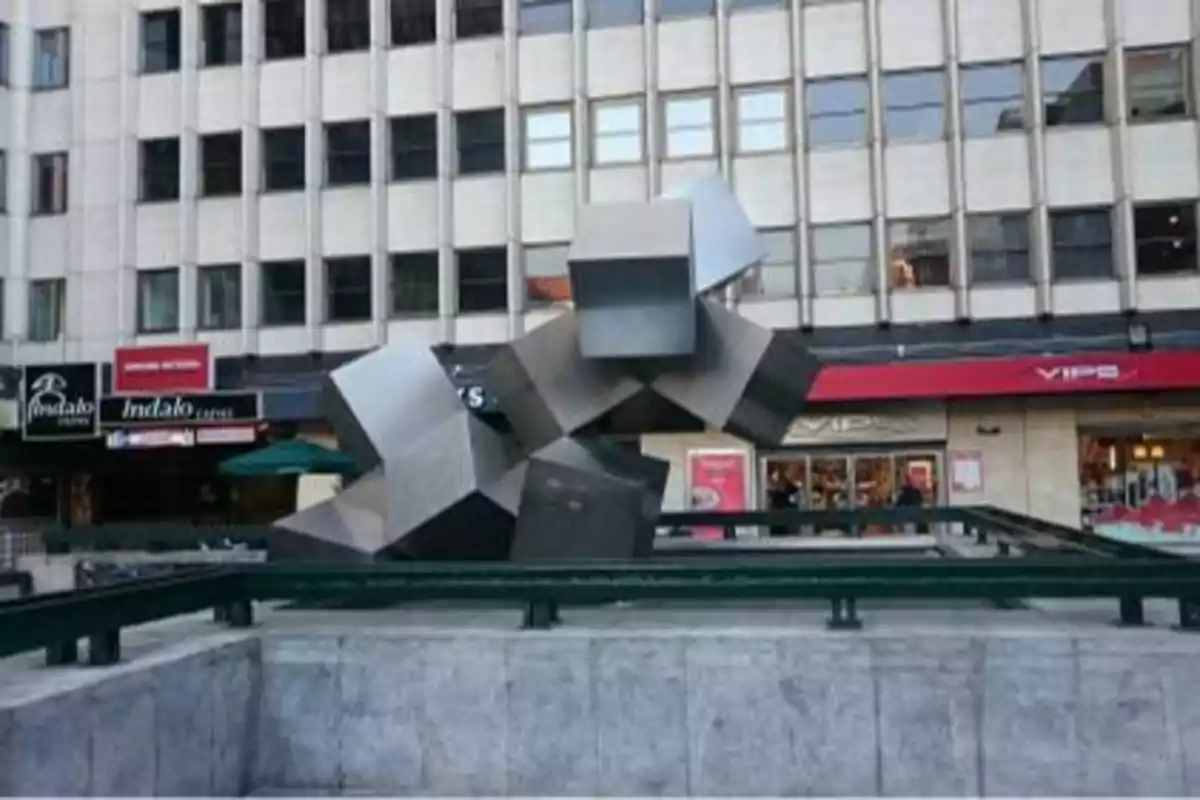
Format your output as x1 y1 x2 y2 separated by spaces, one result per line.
113 343 212 393
22 363 99 441
99 392 261 427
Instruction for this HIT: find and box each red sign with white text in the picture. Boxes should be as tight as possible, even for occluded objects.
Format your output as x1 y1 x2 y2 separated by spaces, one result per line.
113 343 212 394
807 349 1200 402
687 450 749 540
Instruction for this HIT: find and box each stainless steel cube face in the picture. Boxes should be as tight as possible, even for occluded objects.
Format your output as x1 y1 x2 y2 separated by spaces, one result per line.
665 174 767 294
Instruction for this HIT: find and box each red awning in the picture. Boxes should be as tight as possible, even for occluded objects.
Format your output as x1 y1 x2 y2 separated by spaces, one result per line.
807 348 1200 402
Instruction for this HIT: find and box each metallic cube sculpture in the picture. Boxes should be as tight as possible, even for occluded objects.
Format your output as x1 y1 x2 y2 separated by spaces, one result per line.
274 175 822 561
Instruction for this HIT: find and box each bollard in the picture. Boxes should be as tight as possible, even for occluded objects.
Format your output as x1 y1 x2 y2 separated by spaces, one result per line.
1117 596 1146 627
523 600 558 630
1178 597 1200 631
227 599 255 628
826 597 863 630
45 640 78 666
88 629 121 666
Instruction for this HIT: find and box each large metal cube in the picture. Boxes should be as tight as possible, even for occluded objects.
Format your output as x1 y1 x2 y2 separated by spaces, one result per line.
665 174 767 294
568 200 697 359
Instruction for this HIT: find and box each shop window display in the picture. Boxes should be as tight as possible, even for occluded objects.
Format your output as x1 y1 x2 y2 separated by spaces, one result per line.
1080 435 1200 543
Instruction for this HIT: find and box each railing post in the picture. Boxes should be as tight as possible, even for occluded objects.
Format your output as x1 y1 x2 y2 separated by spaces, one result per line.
88 630 121 666
974 526 987 545
227 600 255 628
213 605 229 623
1117 596 1146 627
826 597 863 630
1178 597 1200 631
523 600 558 630
722 525 736 541
997 541 1010 556
45 640 78 666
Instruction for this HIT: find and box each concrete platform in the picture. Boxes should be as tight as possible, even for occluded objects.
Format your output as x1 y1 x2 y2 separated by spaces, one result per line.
2 601 1199 797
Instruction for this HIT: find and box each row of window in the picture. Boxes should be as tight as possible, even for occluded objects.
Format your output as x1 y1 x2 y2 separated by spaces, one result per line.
12 202 1192 340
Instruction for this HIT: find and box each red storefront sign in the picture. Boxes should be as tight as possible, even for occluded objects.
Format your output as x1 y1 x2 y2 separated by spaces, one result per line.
686 449 749 540
113 343 212 394
808 349 1200 402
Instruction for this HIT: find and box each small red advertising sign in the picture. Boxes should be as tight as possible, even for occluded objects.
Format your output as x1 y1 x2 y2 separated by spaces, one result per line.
686 449 749 540
113 343 212 394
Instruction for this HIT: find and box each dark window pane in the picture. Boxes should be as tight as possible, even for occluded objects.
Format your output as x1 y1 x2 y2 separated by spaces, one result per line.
262 127 306 191
520 0 572 33
201 132 242 196
265 0 306 60
458 248 507 312
961 62 1026 136
31 152 68 215
326 120 371 185
141 10 181 74
457 0 503 39
1135 203 1197 276
391 252 440 314
457 109 505 174
140 138 180 202
202 3 243 67
1043 54 1105 126
967 213 1031 283
328 0 370 52
392 0 437 44
137 269 180 333
198 264 242 329
391 115 438 180
326 256 372 321
1051 209 1113 279
261 260 307 325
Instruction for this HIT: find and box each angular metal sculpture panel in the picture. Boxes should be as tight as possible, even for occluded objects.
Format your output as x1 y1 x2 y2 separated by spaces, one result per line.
275 175 822 561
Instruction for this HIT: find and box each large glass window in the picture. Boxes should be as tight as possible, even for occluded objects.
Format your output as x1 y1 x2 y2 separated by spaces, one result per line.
325 120 371 186
261 259 307 326
33 28 69 90
960 62 1026 137
27 278 65 342
593 100 643 164
200 131 242 197
740 229 796 298
390 115 438 180
0 23 10 86
137 268 180 333
392 0 436 45
882 70 945 142
457 109 505 175
806 76 869 147
524 243 571 308
1079 434 1200 542
1134 202 1197 277
264 0 306 60
524 107 573 170
456 0 503 38
262 126 306 191
811 222 874 295
198 264 242 329
1126 47 1190 122
202 2 243 67
761 451 942 518
1042 54 1105 127
327 0 370 53
458 248 508 312
31 152 68 215
586 0 643 27
520 0 572 33
888 218 952 289
1050 208 1113 280
140 138 181 202
662 93 716 159
391 252 439 315
326 256 373 322
141 10 181 74
967 213 1031 283
735 87 788 154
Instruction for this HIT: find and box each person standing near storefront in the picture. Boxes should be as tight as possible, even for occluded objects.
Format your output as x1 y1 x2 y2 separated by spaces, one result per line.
766 468 799 536
896 478 926 533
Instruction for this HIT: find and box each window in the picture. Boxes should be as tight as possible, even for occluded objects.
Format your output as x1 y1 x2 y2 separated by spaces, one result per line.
326 120 371 185
961 62 1026 137
524 244 570 307
740 229 796 297
967 213 1030 283
1127 47 1190 122
456 0 503 39
391 252 439 315
1050 208 1113 280
140 138 180 202
882 70 945 141
0 151 8 214
0 23 10 86
328 0 370 53
198 264 242 329
735 87 788 154
202 3 243 67
1042 54 1105 127
141 10 181 74
261 260 307 326
200 132 242 197
521 0 572 33
659 0 713 19
33 28 69 90
265 0 306 60
262 127 306 191
889 218 952 289
807 77 869 147
1134 202 1197 276
137 269 180 333
586 0 643 28
730 0 782 10
392 0 437 45
457 109 505 175
31 153 68 215
524 107 572 170
326 256 372 322
27 279 65 342
662 93 716 159
593 100 643 164
390 115 437 180
811 223 874 295
458 248 508 312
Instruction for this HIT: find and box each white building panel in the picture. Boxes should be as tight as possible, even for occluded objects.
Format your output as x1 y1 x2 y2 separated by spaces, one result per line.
956 0 1023 65
734 154 796 227
321 190 373 256
452 176 507 246
879 0 945 71
812 294 876 327
518 35 573 105
1121 0 1191 48
387 184 440 251
884 142 951 217
386 48 438 115
321 55 372 122
1037 0 1106 56
808 148 873 223
803 2 867 78
135 204 181 268
197 69 244 133
657 18 718 91
520 172 575 243
137 74 182 138
589 165 649 202
1128 122 1200 202
258 194 309 260
1138 275 1200 311
1044 128 1115 207
452 40 506 110
1051 280 1120 315
728 10 792 86
891 288 955 324
196 198 244 264
258 62 307 127
27 218 69 278
586 28 645 97
963 136 1032 211
971 285 1038 320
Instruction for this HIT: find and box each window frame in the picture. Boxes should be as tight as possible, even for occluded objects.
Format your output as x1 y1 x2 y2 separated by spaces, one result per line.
1133 201 1198 277
390 252 440 316
260 259 308 327
390 115 438 181
140 9 181 75
456 109 506 175
136 268 181 334
31 152 68 216
1049 207 1115 281
197 263 243 330
523 106 573 171
810 222 876 297
325 256 374 322
201 2 243 68
264 0 306 61
325 120 372 186
200 131 243 197
139 138 181 203
27 278 65 343
734 85 789 155
887 217 954 290
591 98 644 165
523 242 571 308
261 126 306 192
805 75 870 148
32 27 70 91
959 61 1027 138
1125 46 1191 123
966 212 1032 284
1041 53 1106 128
661 91 717 160
881 69 947 143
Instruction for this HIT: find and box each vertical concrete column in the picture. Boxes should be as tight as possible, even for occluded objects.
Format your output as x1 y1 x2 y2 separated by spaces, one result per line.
1022 0 1053 315
571 0 590 205
240 0 263 349
1105 0 1137 311
369 0 391 343
643 0 660 197
303 0 326 350
715 0 732 181
790 0 812 326
435 0 456 341
943 0 970 320
504 0 524 339
115 2 139 344
1191 0 1200 264
6 0 31 347
864 0 890 323
178 0 200 338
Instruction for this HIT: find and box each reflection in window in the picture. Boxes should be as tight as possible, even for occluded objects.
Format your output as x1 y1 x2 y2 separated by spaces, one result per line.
586 0 643 27
1134 202 1197 276
882 70 945 141
961 62 1026 137
967 213 1030 284
520 0 572 33
197 264 242 330
1042 54 1105 126
659 0 713 20
735 87 788 154
28 279 65 342
1126 47 1190 122
811 223 874 295
740 229 796 298
1050 208 1113 280
524 107 573 170
137 268 180 333
524 243 571 308
888 218 952 289
31 152 68 215
33 28 69 90
593 101 643 164
663 94 716 159
806 77 869 147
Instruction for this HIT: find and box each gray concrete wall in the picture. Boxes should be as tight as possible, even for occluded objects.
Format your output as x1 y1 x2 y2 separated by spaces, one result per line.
4 625 1200 796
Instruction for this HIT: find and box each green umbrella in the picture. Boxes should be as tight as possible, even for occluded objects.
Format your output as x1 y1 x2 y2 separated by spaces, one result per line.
218 439 359 477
